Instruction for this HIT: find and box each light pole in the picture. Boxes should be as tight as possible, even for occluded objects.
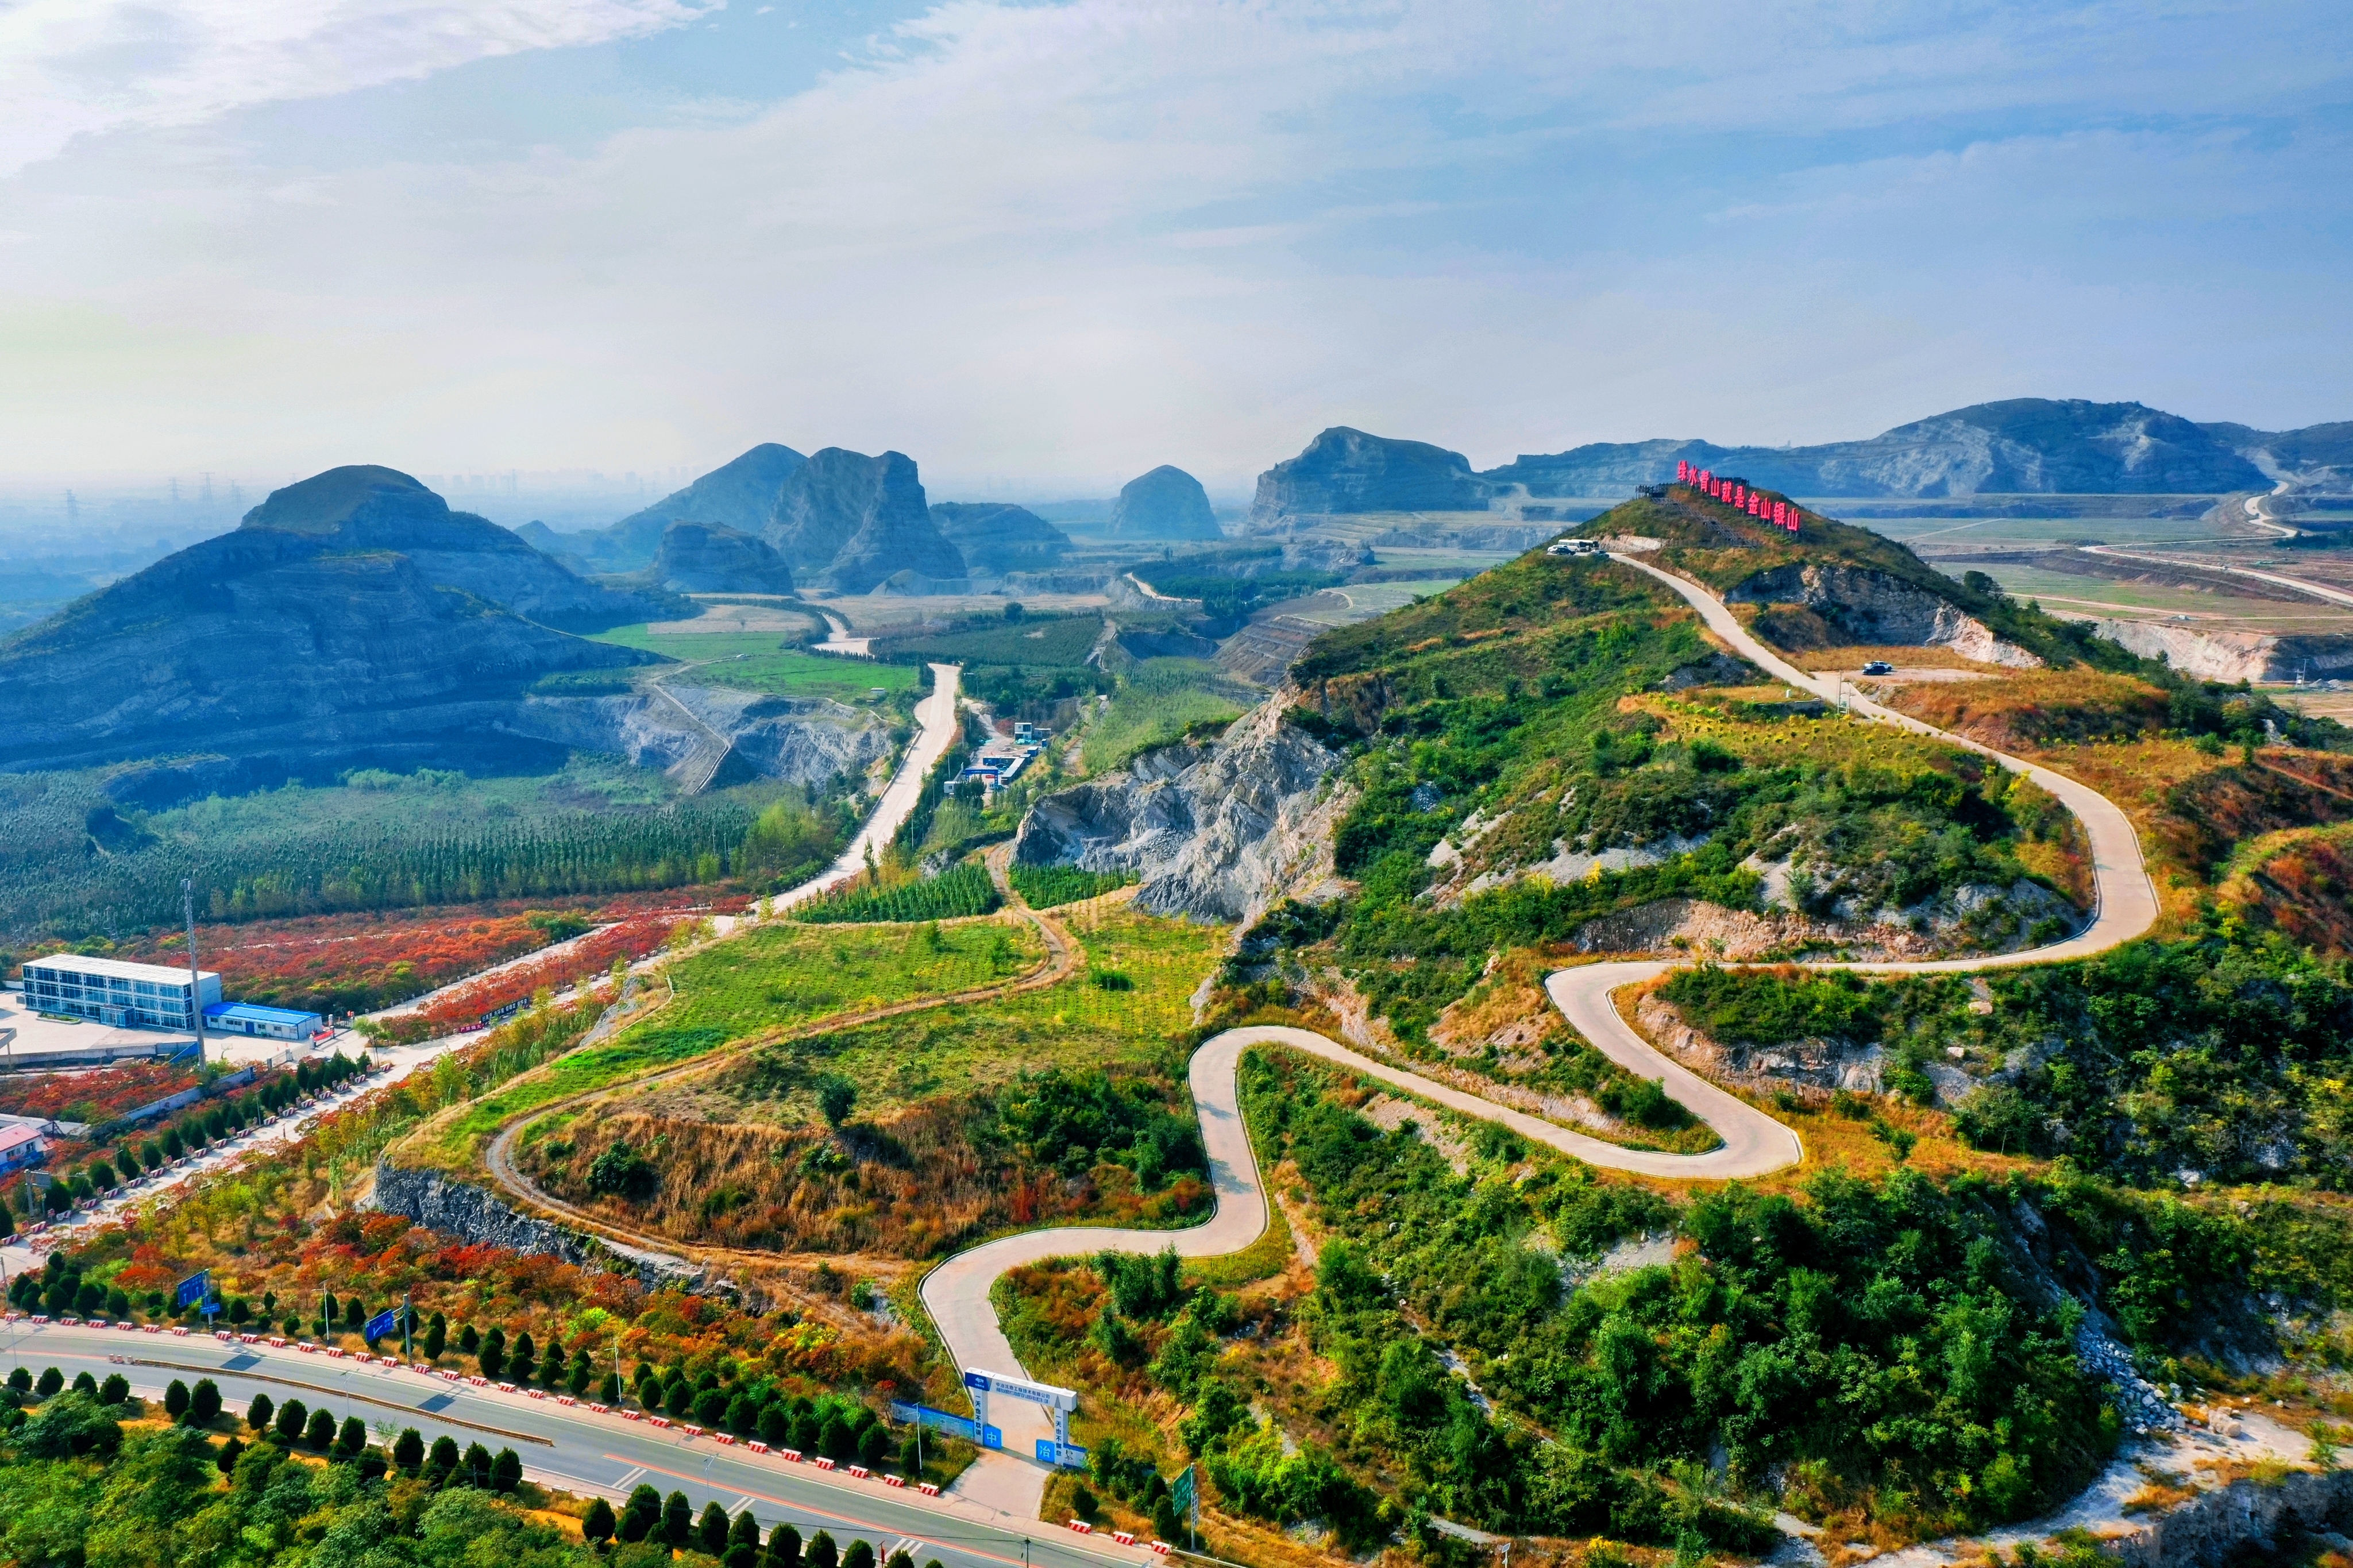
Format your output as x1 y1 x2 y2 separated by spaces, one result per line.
182 878 208 1066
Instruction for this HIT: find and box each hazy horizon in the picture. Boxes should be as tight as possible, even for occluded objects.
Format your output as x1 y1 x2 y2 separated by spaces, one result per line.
3 1 2348 494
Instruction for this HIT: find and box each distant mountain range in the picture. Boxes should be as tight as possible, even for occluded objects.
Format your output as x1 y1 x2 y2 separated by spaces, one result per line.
537 447 1222 576
1249 400 2353 524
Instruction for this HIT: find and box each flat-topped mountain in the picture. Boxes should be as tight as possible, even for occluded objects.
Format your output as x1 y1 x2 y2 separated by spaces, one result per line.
769 448 966 592
928 502 1070 574
1110 465 1222 539
0 465 664 775
1250 428 1488 527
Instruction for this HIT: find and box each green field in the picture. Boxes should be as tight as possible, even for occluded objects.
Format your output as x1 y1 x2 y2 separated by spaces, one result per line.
1082 659 1251 772
591 625 919 700
702 903 1224 1123
395 914 1043 1173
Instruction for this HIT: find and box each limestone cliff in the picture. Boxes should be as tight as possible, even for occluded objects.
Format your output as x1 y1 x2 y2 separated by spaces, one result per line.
2086 618 2353 684
1726 561 2043 666
1013 694 1349 922
1109 465 1222 539
769 449 966 593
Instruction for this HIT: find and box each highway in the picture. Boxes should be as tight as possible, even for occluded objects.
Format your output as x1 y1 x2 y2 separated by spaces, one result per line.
0 1318 1151 1568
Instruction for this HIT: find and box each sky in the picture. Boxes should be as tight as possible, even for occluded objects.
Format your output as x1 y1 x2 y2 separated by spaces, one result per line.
1 0 2347 500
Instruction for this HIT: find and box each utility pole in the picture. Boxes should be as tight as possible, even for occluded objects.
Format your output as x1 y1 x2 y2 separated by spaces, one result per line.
183 879 207 1066
403 1291 412 1362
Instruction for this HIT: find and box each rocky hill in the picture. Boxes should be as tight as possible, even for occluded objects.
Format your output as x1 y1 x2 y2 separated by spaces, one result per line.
1485 399 2324 499
1248 427 1490 529
651 521 796 594
1109 465 1222 539
223 467 679 632
928 502 1071 574
562 443 808 570
0 466 665 776
769 448 966 593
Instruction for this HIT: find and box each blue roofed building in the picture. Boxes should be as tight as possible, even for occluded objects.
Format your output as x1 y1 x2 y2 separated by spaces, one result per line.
204 1002 324 1041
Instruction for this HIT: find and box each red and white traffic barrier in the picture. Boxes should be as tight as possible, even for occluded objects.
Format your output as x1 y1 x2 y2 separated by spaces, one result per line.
1150 1542 1172 1555
1113 1534 1136 1546
1066 1521 1093 1535
782 1449 803 1463
883 1475 905 1489
919 1484 941 1498
812 1457 836 1471
748 1441 769 1454
848 1465 870 1480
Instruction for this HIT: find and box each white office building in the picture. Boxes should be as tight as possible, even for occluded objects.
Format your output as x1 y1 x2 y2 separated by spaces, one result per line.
20 955 221 1031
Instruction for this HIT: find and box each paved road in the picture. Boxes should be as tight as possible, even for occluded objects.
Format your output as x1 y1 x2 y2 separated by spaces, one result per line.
2082 544 2353 612
0 1320 1148 1568
919 550 2166 1513
774 665 963 916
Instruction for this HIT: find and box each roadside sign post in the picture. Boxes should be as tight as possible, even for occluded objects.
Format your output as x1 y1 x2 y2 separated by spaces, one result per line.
1172 1465 1197 1551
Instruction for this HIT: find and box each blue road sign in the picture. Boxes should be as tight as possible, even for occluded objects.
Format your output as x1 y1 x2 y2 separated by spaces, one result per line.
364 1307 400 1341
173 1270 210 1310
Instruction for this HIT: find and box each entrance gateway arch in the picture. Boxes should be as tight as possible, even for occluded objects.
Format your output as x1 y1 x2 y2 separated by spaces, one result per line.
963 1369 1085 1468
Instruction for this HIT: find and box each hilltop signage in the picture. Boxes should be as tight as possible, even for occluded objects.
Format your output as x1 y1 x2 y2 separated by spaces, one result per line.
1677 459 1801 532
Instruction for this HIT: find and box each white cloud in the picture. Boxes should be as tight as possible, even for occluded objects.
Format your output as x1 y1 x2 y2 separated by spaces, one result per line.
0 0 711 177
0 0 2346 485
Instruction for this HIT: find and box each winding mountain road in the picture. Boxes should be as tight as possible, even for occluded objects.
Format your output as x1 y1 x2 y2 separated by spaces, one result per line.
920 549 2164 1512
313 554 2166 1525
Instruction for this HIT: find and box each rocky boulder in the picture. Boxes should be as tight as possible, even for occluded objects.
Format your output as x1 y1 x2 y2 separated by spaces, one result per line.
653 521 797 594
769 448 966 593
929 502 1071 573
1249 427 1491 530
1109 465 1222 539
1013 693 1349 922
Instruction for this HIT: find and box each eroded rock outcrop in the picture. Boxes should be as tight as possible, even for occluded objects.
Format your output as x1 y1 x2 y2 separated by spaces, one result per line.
2087 619 2353 684
1727 561 2043 666
1014 693 1349 922
653 520 797 594
1249 428 1492 530
372 1163 695 1287
769 449 966 593
1109 465 1222 539
508 688 892 787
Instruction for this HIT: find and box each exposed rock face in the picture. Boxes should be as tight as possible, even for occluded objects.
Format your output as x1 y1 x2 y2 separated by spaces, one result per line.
1013 693 1349 922
653 521 796 594
581 442 809 570
1250 428 1491 529
509 688 892 789
1484 398 2290 499
372 1163 695 1287
1637 991 1888 1095
769 449 966 592
1109 465 1222 539
2086 619 2353 683
928 503 1071 573
1727 561 2043 666
0 466 664 775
